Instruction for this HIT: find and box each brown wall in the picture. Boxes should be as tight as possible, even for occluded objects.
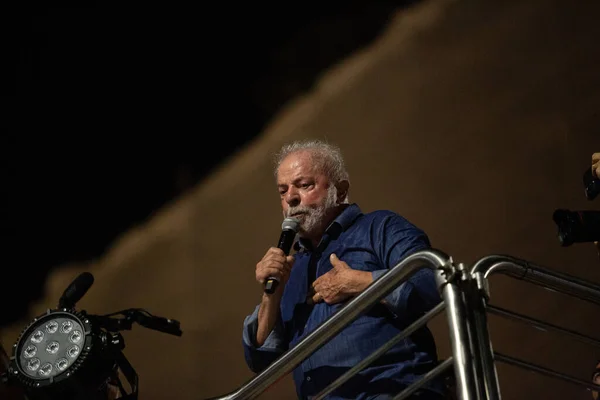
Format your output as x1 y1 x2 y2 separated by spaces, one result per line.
3 0 600 399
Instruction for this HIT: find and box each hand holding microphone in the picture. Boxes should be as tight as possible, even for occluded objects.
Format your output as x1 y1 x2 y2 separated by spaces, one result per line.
256 218 299 294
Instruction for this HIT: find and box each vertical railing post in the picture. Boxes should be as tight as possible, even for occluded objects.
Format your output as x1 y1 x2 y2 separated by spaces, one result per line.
464 271 501 400
436 265 478 400
454 264 487 400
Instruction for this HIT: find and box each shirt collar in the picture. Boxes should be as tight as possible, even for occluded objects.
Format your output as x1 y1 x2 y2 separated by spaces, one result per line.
295 203 363 252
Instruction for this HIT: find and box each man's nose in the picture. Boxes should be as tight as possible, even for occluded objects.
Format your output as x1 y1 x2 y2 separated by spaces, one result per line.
285 188 300 207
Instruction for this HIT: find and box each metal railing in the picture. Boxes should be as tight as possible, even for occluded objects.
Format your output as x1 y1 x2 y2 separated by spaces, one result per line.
208 248 471 400
469 255 600 399
208 251 600 400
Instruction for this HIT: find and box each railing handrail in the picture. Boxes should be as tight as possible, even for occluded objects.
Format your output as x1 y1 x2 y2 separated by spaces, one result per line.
207 248 452 400
470 255 600 306
486 304 600 348
494 352 600 394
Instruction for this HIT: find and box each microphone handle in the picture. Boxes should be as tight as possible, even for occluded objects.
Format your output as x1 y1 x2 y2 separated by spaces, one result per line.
264 279 279 294
264 229 296 294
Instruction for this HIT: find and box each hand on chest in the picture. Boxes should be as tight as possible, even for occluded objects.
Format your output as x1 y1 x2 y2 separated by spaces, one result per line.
282 245 384 310
314 247 381 276
303 248 380 306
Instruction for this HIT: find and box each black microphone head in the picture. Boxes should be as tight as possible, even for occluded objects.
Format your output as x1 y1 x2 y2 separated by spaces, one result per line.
265 218 300 294
282 217 300 232
59 272 94 309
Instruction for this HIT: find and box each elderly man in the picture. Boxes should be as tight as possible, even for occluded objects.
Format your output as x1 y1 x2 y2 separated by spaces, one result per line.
242 140 446 400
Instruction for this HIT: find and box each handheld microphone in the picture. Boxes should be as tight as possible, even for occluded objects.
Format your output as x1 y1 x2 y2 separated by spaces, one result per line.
264 217 300 294
58 271 94 309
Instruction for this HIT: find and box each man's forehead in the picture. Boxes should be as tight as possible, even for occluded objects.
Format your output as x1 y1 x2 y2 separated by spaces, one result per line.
277 153 325 184
282 150 312 166
278 152 310 173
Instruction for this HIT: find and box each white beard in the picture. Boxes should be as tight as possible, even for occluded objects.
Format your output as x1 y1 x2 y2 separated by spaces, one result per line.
285 185 338 236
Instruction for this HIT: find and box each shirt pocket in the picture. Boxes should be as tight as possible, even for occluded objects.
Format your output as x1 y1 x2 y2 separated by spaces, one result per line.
333 248 381 273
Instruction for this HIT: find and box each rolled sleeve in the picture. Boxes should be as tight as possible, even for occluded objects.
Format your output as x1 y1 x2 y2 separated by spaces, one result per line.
242 305 288 373
371 269 413 319
371 214 442 320
371 267 441 320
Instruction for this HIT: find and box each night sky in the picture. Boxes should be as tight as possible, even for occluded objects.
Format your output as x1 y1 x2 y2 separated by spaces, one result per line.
3 1 410 325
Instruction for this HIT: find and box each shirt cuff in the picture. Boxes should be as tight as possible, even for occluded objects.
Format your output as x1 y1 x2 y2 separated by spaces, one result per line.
242 304 287 351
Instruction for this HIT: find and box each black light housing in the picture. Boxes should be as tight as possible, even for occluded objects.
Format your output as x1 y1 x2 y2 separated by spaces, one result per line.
1 272 182 400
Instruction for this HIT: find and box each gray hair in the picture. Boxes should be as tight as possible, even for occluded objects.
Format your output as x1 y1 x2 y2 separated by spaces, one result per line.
274 139 350 201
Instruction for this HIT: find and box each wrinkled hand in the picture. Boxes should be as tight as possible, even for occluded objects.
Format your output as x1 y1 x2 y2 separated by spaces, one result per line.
310 254 371 305
256 247 295 287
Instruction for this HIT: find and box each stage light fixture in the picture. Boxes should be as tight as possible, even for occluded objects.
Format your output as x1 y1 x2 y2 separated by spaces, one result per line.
1 272 182 400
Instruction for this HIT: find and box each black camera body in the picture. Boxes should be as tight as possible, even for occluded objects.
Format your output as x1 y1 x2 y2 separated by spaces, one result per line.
553 167 600 247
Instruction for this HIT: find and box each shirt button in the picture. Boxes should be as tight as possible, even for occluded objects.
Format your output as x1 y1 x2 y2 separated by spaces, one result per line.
306 376 311 381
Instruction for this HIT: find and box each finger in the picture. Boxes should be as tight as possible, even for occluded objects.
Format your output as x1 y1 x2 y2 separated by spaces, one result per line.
312 277 323 292
263 259 287 270
330 253 346 269
285 255 295 268
312 282 320 294
257 267 283 283
593 163 600 179
257 263 280 279
312 292 323 304
262 247 286 261
257 272 281 284
592 152 600 164
264 249 286 263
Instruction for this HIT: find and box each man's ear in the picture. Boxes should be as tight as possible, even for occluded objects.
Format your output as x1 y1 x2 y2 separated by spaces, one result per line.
336 180 350 203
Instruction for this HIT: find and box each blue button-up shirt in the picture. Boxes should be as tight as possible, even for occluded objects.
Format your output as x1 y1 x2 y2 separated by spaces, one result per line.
242 204 444 399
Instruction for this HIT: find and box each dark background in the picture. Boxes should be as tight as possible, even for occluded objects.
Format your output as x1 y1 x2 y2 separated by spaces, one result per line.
3 1 417 326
